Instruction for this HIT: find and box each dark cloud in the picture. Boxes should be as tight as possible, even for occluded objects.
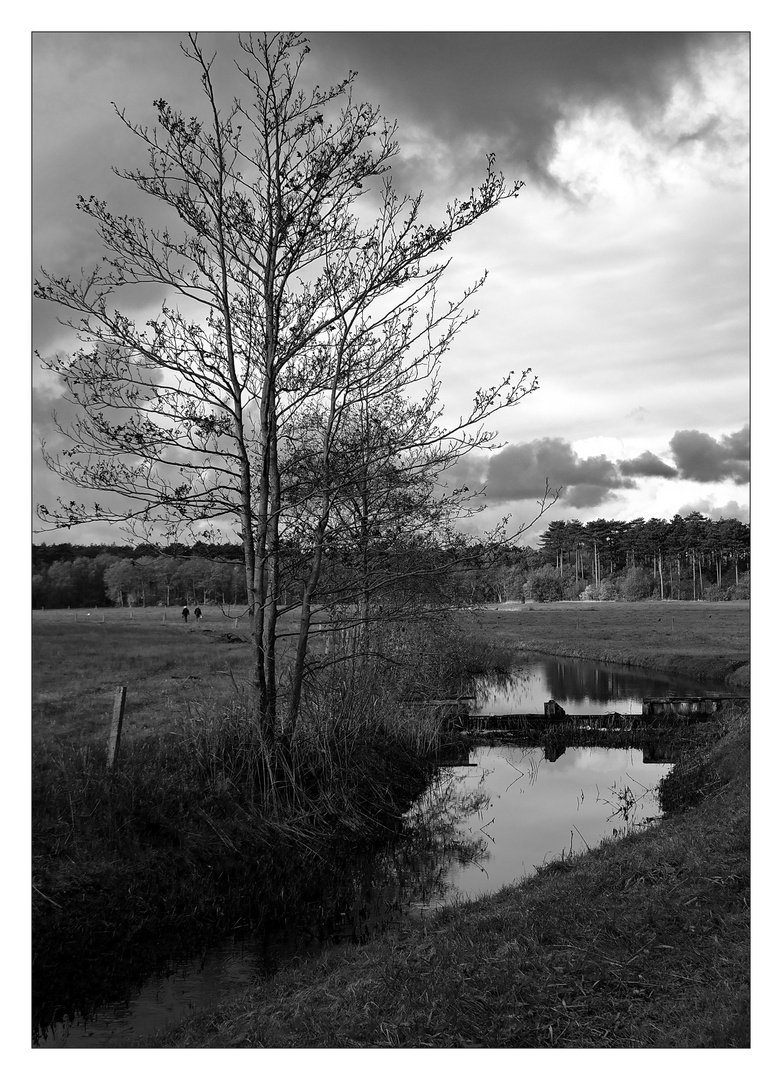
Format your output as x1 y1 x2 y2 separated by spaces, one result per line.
33 31 748 353
721 424 750 460
484 437 636 509
669 424 749 483
564 486 622 510
618 450 678 479
310 31 745 190
456 425 749 516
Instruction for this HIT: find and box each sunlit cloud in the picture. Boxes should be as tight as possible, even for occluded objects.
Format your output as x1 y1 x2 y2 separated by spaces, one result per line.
676 498 749 523
548 36 748 204
31 31 750 547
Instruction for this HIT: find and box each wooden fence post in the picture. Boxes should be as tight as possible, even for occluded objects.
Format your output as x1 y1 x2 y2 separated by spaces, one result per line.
107 686 127 771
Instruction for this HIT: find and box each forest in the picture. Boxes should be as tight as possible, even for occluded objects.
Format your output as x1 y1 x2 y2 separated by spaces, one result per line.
32 511 749 610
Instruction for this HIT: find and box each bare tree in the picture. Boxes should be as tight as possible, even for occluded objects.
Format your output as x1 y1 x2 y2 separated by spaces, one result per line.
36 33 546 739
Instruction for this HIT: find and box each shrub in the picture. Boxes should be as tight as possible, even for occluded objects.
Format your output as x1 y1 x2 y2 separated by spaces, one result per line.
702 584 729 602
726 573 750 601
561 577 584 601
523 566 564 602
616 566 655 601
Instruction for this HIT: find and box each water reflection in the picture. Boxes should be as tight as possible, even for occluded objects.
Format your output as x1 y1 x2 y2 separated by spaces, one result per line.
417 745 670 904
474 655 725 715
36 742 670 1048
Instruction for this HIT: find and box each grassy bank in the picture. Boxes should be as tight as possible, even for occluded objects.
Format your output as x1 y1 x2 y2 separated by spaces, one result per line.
464 600 750 688
145 704 749 1048
33 601 750 1047
133 600 749 1049
32 607 509 1034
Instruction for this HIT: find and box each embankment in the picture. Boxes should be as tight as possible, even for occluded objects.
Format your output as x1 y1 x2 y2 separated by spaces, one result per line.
138 602 750 1048
515 643 748 689
143 703 749 1048
467 600 750 689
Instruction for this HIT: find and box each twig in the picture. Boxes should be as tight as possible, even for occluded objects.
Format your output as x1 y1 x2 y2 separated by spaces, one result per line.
623 936 658 966
571 823 591 850
32 883 63 909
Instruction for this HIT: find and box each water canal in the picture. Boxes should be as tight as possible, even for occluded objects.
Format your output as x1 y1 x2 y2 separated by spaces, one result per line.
34 656 725 1048
472 652 726 716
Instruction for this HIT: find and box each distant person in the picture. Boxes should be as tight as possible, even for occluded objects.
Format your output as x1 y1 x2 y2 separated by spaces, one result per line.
194 606 202 622
182 606 190 623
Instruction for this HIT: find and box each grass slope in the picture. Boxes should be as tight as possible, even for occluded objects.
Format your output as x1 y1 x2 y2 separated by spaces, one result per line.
151 708 748 1049
33 601 750 1048
465 600 750 687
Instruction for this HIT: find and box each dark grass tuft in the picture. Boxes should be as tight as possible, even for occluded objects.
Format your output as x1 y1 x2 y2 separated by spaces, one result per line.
140 704 749 1049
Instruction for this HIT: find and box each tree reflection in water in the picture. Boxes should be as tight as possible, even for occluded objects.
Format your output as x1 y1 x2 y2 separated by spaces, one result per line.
474 655 726 715
401 770 493 898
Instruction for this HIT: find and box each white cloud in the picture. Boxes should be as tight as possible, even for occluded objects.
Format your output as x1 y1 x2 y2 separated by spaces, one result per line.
548 38 748 204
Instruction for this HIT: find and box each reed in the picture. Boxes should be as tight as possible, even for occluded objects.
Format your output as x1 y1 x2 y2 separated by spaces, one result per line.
142 703 749 1049
32 612 477 1032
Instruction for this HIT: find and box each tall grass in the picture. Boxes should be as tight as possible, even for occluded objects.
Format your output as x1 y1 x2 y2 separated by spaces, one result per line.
32 616 482 998
32 608 521 1043
141 703 750 1049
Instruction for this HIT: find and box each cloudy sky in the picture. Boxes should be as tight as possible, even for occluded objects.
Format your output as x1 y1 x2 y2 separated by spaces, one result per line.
32 26 750 547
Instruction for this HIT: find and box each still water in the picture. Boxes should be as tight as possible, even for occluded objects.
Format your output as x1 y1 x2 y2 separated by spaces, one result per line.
413 744 668 904
36 741 670 1048
40 655 720 1047
473 653 726 716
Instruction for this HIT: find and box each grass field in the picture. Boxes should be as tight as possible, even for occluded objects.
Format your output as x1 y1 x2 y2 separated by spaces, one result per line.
33 600 750 748
33 605 292 745
462 600 750 687
32 603 452 1037
32 600 750 1048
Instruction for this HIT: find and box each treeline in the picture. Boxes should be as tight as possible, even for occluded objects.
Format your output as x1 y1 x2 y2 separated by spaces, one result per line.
31 512 749 610
528 512 750 602
31 539 450 611
32 542 247 610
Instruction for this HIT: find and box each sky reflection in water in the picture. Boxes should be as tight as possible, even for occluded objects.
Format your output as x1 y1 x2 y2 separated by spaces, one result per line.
418 744 670 905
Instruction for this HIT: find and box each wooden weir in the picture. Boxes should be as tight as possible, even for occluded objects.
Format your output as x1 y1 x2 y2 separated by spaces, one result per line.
443 695 748 734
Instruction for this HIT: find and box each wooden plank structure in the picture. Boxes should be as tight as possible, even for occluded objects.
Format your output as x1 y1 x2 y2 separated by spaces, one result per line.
455 695 748 735
640 695 746 717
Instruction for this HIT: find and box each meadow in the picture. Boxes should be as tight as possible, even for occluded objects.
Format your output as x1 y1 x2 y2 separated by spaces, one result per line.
32 601 502 1038
33 605 294 745
464 599 750 687
32 600 750 1047
33 600 750 749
